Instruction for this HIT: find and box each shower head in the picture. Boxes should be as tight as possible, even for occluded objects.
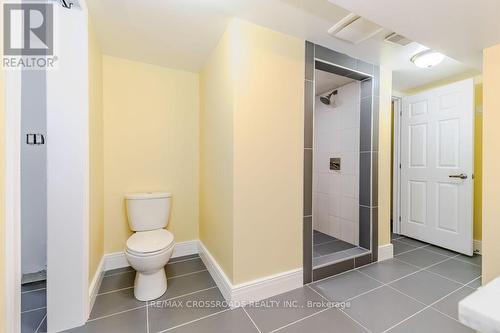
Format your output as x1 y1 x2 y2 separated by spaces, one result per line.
320 90 338 106
320 95 331 105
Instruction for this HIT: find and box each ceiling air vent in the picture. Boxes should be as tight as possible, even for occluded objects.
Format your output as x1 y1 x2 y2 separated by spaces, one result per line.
328 13 384 44
384 32 413 46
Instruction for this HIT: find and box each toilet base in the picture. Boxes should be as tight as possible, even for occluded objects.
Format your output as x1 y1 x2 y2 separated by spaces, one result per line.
133 269 167 301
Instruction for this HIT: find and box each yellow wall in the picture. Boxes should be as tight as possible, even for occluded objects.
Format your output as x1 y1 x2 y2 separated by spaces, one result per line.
231 20 304 284
378 68 393 246
199 27 235 279
88 19 104 280
402 78 483 241
482 44 500 283
200 19 304 284
102 56 200 253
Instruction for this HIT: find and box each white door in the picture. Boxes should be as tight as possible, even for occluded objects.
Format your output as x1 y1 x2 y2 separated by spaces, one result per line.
400 79 474 255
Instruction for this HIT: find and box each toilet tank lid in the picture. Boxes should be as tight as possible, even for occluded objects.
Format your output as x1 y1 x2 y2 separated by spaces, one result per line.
125 192 171 200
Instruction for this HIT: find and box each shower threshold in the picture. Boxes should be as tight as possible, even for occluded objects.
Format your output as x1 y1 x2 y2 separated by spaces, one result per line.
313 247 371 268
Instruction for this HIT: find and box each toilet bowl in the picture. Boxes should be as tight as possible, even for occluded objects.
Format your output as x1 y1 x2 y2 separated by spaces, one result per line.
124 192 174 301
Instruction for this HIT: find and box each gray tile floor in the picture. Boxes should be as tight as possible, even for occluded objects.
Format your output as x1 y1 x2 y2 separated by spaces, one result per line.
313 230 369 267
21 280 47 333
27 235 480 333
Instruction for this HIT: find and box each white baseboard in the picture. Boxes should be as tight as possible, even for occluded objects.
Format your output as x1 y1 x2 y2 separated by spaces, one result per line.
473 239 482 255
198 241 303 305
172 240 199 258
197 241 233 301
378 244 394 261
103 240 200 271
88 256 105 315
103 251 130 271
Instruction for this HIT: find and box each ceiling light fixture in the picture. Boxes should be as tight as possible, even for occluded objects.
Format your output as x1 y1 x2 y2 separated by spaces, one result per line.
411 49 445 68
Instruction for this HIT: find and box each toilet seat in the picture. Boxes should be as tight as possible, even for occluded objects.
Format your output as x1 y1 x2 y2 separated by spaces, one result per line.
126 229 174 256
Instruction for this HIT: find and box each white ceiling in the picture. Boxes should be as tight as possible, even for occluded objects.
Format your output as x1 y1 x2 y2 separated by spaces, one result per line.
315 70 355 96
328 0 500 70
87 0 486 92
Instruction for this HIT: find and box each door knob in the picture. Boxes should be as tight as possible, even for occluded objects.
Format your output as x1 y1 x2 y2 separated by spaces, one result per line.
449 173 468 179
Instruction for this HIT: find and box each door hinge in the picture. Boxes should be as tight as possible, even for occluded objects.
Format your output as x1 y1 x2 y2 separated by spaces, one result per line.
399 163 401 169
399 216 401 222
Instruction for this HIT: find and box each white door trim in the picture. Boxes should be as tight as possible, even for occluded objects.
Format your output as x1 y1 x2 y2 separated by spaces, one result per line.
392 96 402 235
5 67 22 333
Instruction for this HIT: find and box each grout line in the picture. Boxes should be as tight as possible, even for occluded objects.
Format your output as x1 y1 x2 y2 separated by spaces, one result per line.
430 293 474 324
421 268 472 287
21 287 46 294
103 269 134 278
306 285 372 333
148 286 219 306
97 286 134 296
34 314 46 333
146 300 150 333
350 257 471 332
167 269 208 280
97 270 209 296
310 242 474 332
102 257 203 279
418 246 459 258
465 276 482 288
90 286 220 325
309 264 465 333
271 308 330 333
393 254 460 271
88 305 147 322
450 256 482 268
339 308 373 333
395 238 429 247
242 307 262 333
385 284 433 307
390 256 476 287
21 306 46 314
381 281 473 333
391 241 427 256
167 256 201 265
357 254 460 288
160 308 231 332
102 256 202 278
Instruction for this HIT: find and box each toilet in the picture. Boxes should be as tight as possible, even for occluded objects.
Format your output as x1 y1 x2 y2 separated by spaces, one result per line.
125 192 175 301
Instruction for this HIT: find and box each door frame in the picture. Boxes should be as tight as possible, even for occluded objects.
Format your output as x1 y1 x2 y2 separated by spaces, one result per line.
392 95 402 235
5 68 22 333
3 3 91 331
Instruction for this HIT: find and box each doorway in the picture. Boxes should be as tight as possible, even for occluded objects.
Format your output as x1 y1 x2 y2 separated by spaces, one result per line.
303 42 380 283
20 65 48 333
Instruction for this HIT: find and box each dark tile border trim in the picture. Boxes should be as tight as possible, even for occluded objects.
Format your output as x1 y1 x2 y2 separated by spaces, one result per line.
303 41 380 283
312 258 354 281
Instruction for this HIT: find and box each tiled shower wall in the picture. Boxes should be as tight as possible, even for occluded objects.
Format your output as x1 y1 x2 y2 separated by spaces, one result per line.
313 82 360 245
303 41 380 283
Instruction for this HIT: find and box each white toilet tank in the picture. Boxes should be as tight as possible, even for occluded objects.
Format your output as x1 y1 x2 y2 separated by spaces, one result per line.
125 192 171 231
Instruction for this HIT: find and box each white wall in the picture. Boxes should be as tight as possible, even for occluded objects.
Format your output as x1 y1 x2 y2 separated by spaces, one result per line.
21 70 47 275
46 2 89 331
313 81 360 245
